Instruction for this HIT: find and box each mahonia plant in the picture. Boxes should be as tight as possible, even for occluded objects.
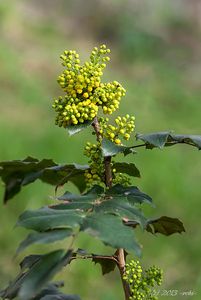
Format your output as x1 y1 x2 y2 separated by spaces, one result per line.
0 45 200 300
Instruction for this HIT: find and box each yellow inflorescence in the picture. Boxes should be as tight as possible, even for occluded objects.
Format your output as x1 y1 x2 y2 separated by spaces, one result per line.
124 260 163 300
99 114 135 145
84 142 104 187
52 45 126 128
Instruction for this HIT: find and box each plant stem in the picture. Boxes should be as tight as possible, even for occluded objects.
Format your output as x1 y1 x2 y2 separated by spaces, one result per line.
92 116 131 300
117 248 131 300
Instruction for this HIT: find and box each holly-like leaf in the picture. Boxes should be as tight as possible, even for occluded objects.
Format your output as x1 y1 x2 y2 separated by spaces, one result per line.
66 121 93 136
113 162 141 178
0 157 89 203
58 185 104 202
95 199 146 228
101 138 136 157
56 185 104 211
136 132 201 150
17 207 83 231
106 184 153 206
19 250 72 300
125 216 185 236
16 229 73 254
81 213 141 256
92 257 116 275
146 216 186 236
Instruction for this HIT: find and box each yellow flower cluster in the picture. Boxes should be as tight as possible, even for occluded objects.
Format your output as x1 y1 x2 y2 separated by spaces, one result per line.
113 172 131 186
84 142 104 187
123 260 163 300
84 141 132 188
99 114 135 145
52 45 126 128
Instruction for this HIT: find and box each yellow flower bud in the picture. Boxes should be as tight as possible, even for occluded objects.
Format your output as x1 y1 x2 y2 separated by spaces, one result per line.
83 92 89 98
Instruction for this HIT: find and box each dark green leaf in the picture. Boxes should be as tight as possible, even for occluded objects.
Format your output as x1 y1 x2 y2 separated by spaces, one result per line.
92 256 116 275
106 184 153 206
0 157 88 202
101 138 136 157
58 185 103 202
136 132 201 150
136 132 170 149
146 216 186 236
95 199 146 228
81 213 141 256
113 162 140 178
20 255 42 271
17 207 83 231
66 121 93 136
125 216 185 236
19 250 72 300
56 185 104 210
17 229 73 254
0 272 28 299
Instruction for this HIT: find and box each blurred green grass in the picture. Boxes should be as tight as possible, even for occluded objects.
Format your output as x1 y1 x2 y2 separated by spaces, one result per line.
0 1 201 299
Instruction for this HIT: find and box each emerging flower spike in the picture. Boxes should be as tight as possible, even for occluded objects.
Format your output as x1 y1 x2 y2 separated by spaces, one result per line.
124 260 163 300
52 45 126 128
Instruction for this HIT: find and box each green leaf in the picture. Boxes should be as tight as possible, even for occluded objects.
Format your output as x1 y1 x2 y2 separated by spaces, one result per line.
19 250 72 300
16 229 73 254
17 207 83 231
125 216 185 236
32 282 81 300
101 138 136 157
106 184 153 206
56 185 104 211
0 272 28 299
66 120 93 136
92 256 116 275
136 132 170 149
58 185 103 202
146 216 186 236
95 199 146 228
136 132 201 150
113 162 141 178
81 213 141 256
0 157 88 202
20 255 42 271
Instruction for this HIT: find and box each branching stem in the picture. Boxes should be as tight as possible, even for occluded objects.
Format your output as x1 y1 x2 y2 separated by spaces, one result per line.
92 117 131 300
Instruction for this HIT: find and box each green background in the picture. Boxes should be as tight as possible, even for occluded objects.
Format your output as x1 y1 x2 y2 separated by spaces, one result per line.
0 1 201 299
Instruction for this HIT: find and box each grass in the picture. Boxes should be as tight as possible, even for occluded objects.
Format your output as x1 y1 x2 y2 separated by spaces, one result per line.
0 2 201 299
